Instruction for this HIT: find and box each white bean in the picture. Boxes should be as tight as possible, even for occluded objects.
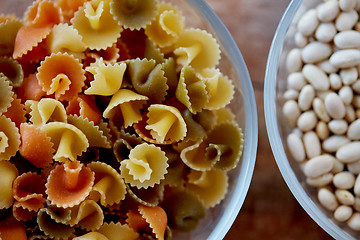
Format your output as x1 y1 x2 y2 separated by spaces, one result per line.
316 22 337 43
317 0 340 22
306 173 333 187
352 80 360 94
301 41 332 64
287 133 306 162
282 100 301 127
340 67 358 85
283 89 299 100
329 49 360 68
354 174 360 196
334 30 360 49
324 92 346 119
347 212 360 230
322 135 350 153
286 48 303 73
334 205 353 222
298 8 319 36
328 119 348 135
303 154 334 178
316 121 330 140
287 72 306 91
297 110 318 132
340 0 357 11
335 10 359 31
347 160 360 174
332 158 345 174
318 187 339 211
335 189 355 205
339 86 354 105
329 73 343 90
303 131 321 159
312 97 330 122
298 84 315 111
345 105 356 122
333 171 355 189
347 119 360 140
336 141 360 163
294 32 308 48
302 64 330 90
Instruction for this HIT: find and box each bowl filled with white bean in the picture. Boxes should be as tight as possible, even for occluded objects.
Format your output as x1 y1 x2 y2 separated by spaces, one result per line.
265 0 360 239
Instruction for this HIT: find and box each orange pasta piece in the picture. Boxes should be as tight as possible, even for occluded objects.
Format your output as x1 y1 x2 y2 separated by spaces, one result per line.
138 205 167 240
12 202 38 221
12 172 46 202
0 222 27 240
126 209 149 232
66 94 102 125
46 161 95 208
19 123 54 168
56 0 89 21
3 96 26 128
37 52 86 101
24 0 64 27
12 26 51 59
16 73 45 102
17 40 49 63
87 43 120 65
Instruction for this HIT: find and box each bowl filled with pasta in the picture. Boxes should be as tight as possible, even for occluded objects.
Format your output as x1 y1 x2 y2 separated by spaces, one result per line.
265 0 360 239
0 0 257 239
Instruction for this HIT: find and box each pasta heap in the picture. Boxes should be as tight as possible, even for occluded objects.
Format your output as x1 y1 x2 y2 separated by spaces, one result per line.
0 0 244 239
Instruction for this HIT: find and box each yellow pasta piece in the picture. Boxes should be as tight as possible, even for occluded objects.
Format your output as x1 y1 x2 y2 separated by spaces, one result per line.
73 232 109 240
0 161 18 209
0 16 23 56
97 222 139 240
25 98 67 126
126 182 164 207
37 208 75 239
103 89 148 128
180 140 216 171
145 2 184 48
68 115 111 149
87 161 127 206
110 0 158 30
173 28 220 71
181 109 206 142
67 200 104 231
161 57 178 92
85 58 127 96
185 169 228 209
214 107 236 124
0 75 14 115
41 122 89 162
0 56 24 87
71 0 123 50
197 68 235 110
0 115 20 161
120 143 168 189
176 65 208 114
144 38 164 64
47 23 86 58
145 104 187 144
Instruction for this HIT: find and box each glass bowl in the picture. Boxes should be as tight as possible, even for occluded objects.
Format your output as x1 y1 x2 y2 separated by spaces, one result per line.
265 0 360 239
0 0 257 239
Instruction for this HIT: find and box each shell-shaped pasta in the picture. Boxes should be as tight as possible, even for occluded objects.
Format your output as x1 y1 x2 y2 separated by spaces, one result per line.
73 232 109 240
110 0 158 30
97 222 139 240
161 189 206 231
138 205 167 240
46 161 95 208
126 58 168 102
0 16 23 56
206 122 244 171
181 109 206 142
3 95 26 128
42 122 89 162
126 183 164 207
145 104 187 144
173 28 220 71
17 73 46 102
0 75 14 115
0 115 20 161
68 115 111 149
0 161 18 209
19 123 54 168
47 23 86 57
13 26 51 60
85 58 126 96
185 169 228 208
25 98 67 126
145 2 184 48
120 143 168 189
66 94 102 125
36 52 86 101
197 68 235 110
0 57 24 87
103 89 148 128
67 199 104 231
37 208 75 239
180 140 217 171
71 0 123 50
24 0 64 27
87 161 126 206
176 65 208 114
12 172 46 211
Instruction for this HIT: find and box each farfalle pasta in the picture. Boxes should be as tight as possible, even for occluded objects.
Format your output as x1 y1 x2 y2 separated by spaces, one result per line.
0 0 245 238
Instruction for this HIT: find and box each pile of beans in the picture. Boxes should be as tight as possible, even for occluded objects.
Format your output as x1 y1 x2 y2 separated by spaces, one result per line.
283 0 360 231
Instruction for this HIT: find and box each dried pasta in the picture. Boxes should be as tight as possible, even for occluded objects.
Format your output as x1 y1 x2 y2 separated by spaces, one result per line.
0 0 245 238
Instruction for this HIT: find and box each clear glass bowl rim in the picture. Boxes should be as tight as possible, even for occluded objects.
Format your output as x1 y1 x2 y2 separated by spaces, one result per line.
264 0 355 239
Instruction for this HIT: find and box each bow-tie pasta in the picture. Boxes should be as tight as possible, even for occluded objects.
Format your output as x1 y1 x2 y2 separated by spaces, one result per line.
0 0 245 238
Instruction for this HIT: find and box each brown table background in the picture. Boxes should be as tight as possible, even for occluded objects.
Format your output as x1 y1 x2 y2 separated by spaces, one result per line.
203 0 334 239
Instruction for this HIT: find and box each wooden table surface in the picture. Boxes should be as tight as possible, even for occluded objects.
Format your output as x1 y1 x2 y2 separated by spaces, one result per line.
203 0 334 239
